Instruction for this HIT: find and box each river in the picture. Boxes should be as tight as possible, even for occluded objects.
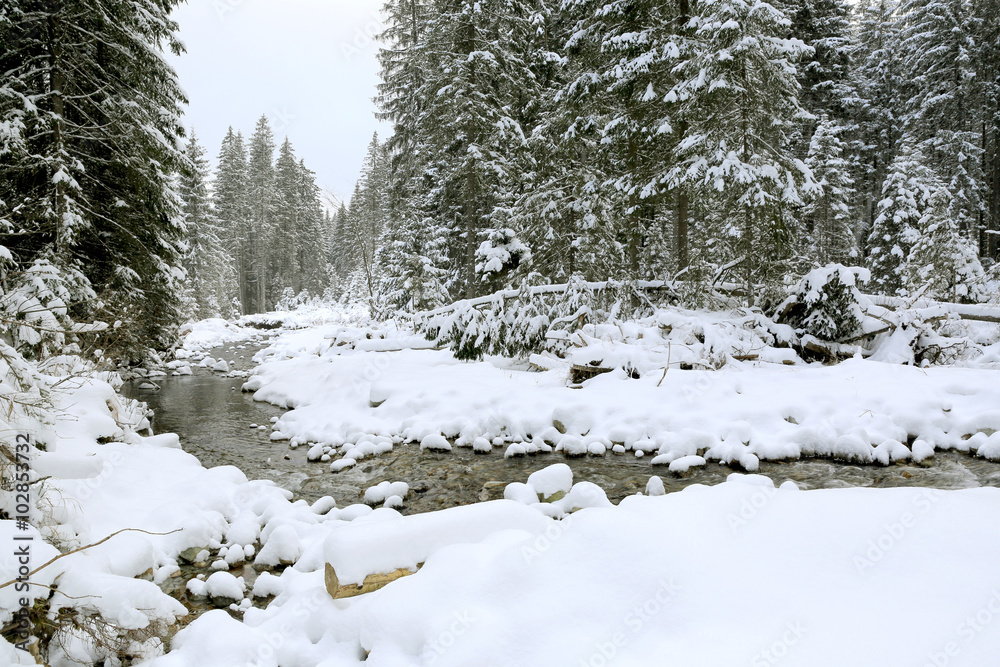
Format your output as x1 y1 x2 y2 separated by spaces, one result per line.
122 344 1000 514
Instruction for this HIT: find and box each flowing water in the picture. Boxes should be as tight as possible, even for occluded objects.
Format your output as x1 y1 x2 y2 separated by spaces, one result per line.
122 346 1000 515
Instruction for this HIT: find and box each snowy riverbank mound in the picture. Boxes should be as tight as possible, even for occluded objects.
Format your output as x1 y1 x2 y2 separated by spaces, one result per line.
149 470 1000 667
240 312 1000 469
175 303 371 359
0 369 352 665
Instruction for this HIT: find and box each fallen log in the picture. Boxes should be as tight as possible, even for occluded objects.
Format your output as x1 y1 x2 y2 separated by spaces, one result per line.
528 353 571 373
798 336 865 363
570 364 613 384
864 295 1000 324
325 563 420 599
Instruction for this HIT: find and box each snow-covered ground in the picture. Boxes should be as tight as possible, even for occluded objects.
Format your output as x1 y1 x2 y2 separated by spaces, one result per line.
4 304 1000 665
152 473 1000 667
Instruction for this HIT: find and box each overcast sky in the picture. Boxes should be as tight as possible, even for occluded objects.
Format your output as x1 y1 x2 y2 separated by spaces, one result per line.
167 0 391 207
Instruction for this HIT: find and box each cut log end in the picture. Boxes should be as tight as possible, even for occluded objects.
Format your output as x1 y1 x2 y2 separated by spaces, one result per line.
570 364 613 384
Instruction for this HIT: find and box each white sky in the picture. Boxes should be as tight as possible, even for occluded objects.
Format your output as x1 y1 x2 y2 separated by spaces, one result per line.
167 0 391 207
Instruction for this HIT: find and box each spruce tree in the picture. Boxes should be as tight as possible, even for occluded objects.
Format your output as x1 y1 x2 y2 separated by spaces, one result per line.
665 0 817 304
346 135 390 302
976 0 1000 259
246 115 276 312
906 186 984 300
851 0 904 234
215 128 251 314
294 158 329 296
179 131 233 320
509 2 620 282
896 0 984 244
329 203 355 288
560 0 690 277
0 0 189 358
379 0 548 301
272 138 303 297
804 118 857 264
780 0 854 149
866 143 936 295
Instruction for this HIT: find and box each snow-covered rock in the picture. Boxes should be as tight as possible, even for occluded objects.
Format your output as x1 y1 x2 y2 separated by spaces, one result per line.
364 481 410 505
669 455 707 474
646 476 666 496
526 464 573 500
203 572 245 601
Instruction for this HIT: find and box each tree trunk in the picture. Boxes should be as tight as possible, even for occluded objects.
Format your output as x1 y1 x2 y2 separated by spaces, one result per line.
47 12 68 262
745 208 754 308
675 0 691 275
463 169 478 299
676 190 689 272
991 119 1000 259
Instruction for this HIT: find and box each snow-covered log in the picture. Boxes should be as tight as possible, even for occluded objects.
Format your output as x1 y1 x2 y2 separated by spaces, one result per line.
864 295 1000 324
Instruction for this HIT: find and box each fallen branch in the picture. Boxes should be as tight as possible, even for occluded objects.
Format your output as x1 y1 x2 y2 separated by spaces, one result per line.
840 326 893 345
0 528 182 590
657 342 672 388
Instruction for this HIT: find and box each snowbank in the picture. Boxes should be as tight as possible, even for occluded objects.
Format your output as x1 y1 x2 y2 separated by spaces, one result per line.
245 337 1000 468
150 474 1000 667
0 372 359 664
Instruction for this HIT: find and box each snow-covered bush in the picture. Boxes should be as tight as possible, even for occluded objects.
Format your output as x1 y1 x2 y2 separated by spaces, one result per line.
431 280 550 361
421 278 672 360
0 257 104 359
776 265 871 341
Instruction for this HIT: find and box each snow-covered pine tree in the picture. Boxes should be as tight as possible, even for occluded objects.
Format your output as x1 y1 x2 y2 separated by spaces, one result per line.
376 0 431 215
0 0 189 359
803 118 857 265
246 115 277 312
376 0 439 302
178 131 235 320
665 0 818 305
271 138 303 298
865 142 936 295
390 0 546 300
976 0 1000 259
345 134 390 302
896 0 984 248
294 157 329 296
374 211 451 313
560 0 690 277
508 2 620 282
850 0 904 235
906 186 985 301
215 128 251 314
777 0 854 150
328 203 355 290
